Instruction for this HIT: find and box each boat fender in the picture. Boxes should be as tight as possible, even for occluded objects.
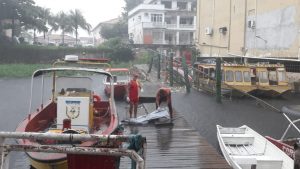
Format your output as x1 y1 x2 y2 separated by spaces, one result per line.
93 94 101 103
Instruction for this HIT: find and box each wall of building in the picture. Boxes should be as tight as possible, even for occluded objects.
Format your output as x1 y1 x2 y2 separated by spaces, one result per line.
196 0 300 59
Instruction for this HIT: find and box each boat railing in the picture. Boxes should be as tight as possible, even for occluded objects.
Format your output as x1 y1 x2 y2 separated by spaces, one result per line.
0 132 146 169
53 60 111 70
281 119 300 141
225 83 300 139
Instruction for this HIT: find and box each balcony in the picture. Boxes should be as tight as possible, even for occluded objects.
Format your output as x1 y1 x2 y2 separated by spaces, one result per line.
166 24 177 29
129 4 164 16
179 24 195 29
142 22 166 29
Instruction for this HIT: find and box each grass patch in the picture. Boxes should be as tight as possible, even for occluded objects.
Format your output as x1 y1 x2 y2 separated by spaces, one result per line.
0 64 51 78
0 54 151 78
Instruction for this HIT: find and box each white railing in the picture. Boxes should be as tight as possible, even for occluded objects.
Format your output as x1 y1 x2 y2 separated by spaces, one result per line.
179 24 195 29
142 22 166 29
166 24 177 29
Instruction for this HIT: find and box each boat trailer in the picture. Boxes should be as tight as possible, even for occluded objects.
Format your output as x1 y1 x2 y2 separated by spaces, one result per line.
0 132 146 169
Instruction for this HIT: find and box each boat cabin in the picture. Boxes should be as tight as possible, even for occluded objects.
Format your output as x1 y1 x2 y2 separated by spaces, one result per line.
194 62 291 96
104 68 130 100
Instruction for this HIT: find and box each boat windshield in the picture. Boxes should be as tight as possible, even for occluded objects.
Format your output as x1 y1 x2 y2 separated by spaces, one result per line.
56 77 92 94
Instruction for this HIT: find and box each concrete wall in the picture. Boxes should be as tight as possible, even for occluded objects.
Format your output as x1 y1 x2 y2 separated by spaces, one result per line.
196 0 300 59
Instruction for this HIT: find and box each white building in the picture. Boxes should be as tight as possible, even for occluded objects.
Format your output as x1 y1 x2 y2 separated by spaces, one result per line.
128 0 196 46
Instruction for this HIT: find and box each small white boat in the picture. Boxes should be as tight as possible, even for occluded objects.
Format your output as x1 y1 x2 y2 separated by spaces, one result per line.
217 125 293 169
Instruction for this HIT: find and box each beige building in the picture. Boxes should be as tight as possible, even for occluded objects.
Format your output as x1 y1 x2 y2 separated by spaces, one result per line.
196 0 300 60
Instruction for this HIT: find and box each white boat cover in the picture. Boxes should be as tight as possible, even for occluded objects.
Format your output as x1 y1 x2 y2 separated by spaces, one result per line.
122 108 170 124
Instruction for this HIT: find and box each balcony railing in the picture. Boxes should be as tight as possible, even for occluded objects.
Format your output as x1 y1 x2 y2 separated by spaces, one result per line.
166 24 177 29
142 22 166 29
179 24 196 29
142 22 195 30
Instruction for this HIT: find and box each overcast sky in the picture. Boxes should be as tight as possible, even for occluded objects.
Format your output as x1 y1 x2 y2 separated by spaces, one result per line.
34 0 126 37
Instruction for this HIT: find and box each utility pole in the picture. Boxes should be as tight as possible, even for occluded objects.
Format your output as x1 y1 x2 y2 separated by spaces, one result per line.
157 53 161 80
169 52 174 86
182 56 191 93
216 57 222 103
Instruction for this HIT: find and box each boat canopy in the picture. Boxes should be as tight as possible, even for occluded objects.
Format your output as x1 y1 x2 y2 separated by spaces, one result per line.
281 105 300 117
33 67 112 78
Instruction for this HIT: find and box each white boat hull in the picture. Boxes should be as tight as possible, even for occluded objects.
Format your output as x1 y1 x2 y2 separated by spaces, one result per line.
217 125 293 169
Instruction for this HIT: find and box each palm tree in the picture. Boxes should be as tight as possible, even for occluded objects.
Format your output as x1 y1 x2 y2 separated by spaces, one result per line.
54 11 73 45
69 9 91 45
39 8 52 40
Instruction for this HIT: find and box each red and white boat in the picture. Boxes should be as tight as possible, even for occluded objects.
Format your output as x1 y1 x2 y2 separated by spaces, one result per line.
104 68 130 100
266 105 300 159
15 67 121 169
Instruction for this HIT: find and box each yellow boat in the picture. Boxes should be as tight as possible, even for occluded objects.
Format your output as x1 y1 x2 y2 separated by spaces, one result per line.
193 62 291 97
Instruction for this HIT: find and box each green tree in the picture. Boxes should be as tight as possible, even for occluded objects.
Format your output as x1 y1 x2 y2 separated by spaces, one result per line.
123 0 143 16
100 20 127 39
102 37 134 62
69 9 91 45
99 0 142 41
22 6 48 43
0 0 48 43
39 8 53 40
54 11 73 45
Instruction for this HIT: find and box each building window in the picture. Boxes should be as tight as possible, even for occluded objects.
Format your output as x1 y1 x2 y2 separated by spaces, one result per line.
151 14 163 23
177 2 187 10
161 1 172 9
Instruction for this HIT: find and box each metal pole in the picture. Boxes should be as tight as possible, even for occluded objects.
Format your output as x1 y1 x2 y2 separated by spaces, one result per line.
0 138 4 169
0 132 145 143
148 57 154 73
157 53 161 80
182 56 191 93
216 57 222 103
169 52 174 86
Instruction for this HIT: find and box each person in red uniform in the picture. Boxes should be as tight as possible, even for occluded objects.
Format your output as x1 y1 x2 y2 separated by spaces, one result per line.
128 74 141 118
156 87 173 119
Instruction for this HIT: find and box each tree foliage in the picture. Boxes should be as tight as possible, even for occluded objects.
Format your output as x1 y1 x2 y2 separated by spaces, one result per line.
0 0 91 45
102 37 134 62
100 20 128 39
123 0 143 16
99 0 143 40
69 9 91 44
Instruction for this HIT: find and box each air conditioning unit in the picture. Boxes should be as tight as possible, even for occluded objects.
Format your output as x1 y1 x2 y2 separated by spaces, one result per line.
248 20 256 29
205 27 213 35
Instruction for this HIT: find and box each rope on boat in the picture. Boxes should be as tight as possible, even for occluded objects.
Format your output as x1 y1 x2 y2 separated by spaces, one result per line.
128 134 145 169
